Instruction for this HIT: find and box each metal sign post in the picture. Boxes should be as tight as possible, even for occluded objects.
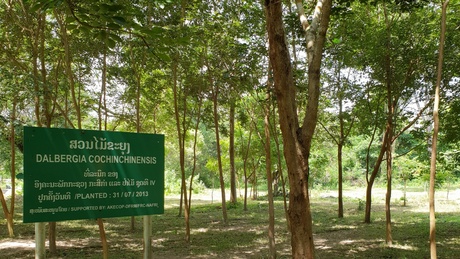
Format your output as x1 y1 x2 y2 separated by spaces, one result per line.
143 215 153 259
35 222 45 258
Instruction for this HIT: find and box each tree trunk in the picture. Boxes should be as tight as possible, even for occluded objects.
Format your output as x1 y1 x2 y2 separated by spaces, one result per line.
205 48 228 223
383 4 394 243
385 140 393 245
364 127 390 223
55 10 81 130
32 14 42 127
212 87 228 223
98 47 107 131
430 1 448 257
403 179 407 207
265 0 332 257
1 97 17 237
264 88 276 259
242 127 253 211
188 98 203 217
272 112 289 229
338 142 344 218
172 56 191 241
229 102 237 203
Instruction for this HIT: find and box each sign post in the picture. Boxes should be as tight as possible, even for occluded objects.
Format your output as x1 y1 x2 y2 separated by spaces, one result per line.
23 127 164 257
35 222 45 259
143 215 153 258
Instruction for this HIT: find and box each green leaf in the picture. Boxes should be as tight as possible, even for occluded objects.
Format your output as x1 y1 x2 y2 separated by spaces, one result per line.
96 30 108 41
109 33 123 42
106 22 122 30
142 26 166 37
112 16 127 26
80 25 91 34
106 4 124 12
65 16 76 23
66 24 78 30
105 38 116 48
156 52 171 62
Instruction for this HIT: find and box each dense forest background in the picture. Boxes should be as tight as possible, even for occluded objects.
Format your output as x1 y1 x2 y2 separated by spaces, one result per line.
0 0 459 257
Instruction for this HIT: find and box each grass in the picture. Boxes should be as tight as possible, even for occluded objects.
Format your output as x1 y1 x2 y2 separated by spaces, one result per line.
1 188 460 258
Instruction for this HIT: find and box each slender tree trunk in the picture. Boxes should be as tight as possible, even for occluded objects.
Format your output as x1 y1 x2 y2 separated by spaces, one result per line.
271 110 289 229
96 42 110 259
55 10 81 129
98 47 107 131
10 98 16 235
40 13 52 127
130 33 139 231
212 87 228 223
365 128 389 223
32 15 42 127
385 139 393 245
251 160 259 200
205 48 228 223
267 61 289 226
430 1 448 257
1 97 17 237
229 102 237 203
383 4 394 243
338 142 344 218
242 128 252 211
337 80 351 218
403 179 407 207
188 98 203 216
172 57 190 241
264 89 276 258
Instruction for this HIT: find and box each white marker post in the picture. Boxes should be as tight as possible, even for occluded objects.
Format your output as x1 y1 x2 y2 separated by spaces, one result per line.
143 215 153 259
35 222 46 258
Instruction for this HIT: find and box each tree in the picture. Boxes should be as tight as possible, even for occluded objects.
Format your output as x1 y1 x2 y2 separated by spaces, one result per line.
430 0 449 257
0 94 17 237
265 0 332 257
320 57 359 217
263 89 276 258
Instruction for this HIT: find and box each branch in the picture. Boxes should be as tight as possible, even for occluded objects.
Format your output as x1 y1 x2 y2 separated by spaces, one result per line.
318 120 339 145
392 98 433 142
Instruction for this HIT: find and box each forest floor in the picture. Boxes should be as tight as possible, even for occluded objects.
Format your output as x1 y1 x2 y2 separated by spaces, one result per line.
1 186 460 258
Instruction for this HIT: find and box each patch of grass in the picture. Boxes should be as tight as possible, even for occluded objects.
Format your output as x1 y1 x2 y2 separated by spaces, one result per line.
1 188 460 258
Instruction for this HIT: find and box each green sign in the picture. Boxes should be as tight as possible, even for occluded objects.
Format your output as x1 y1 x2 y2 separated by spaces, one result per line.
23 127 164 223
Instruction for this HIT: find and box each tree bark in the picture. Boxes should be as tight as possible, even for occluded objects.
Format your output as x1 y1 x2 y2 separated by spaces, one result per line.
338 142 344 218
212 85 228 223
172 56 191 240
188 97 203 217
1 97 17 237
264 89 276 259
265 0 332 258
55 10 81 129
242 126 253 211
383 4 394 244
430 1 448 257
229 102 237 203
